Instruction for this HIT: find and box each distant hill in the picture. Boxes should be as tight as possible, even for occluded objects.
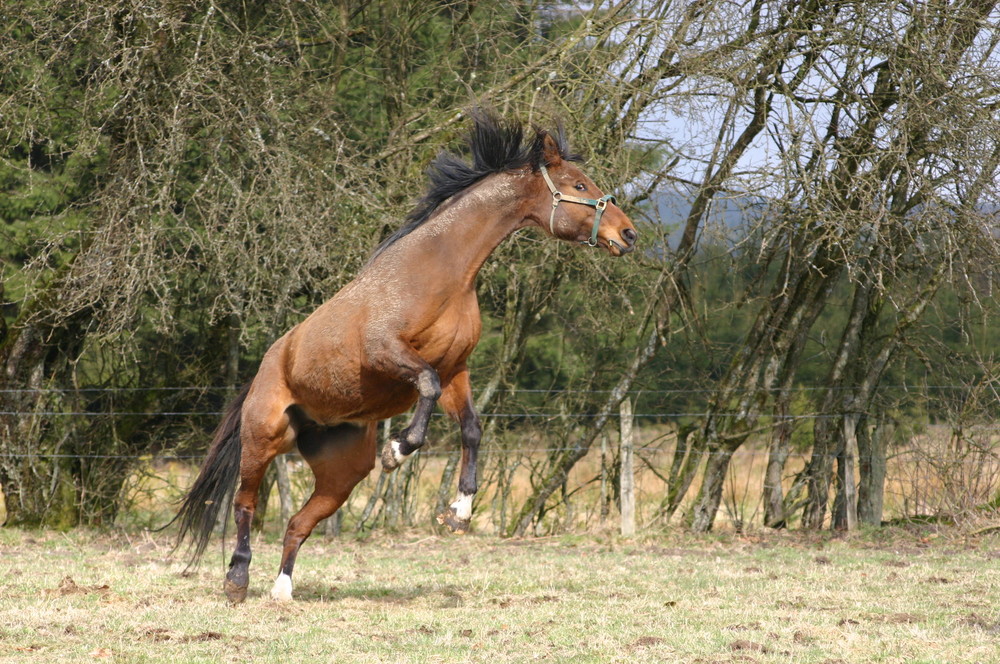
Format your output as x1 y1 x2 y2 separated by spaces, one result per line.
638 189 766 250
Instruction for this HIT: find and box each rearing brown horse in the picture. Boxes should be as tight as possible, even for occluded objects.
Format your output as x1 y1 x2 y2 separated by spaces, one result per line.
174 110 637 603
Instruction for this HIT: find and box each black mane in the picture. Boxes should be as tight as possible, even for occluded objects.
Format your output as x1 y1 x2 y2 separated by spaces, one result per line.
368 110 579 262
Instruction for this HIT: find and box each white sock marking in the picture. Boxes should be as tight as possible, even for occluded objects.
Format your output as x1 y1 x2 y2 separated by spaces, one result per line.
451 492 474 521
270 573 293 602
391 438 407 464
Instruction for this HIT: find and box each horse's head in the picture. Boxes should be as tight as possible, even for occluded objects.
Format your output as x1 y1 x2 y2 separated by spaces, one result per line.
531 132 637 256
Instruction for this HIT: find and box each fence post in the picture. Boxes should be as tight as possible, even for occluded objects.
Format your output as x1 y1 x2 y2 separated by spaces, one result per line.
383 419 402 529
837 412 860 530
275 454 293 528
620 397 635 537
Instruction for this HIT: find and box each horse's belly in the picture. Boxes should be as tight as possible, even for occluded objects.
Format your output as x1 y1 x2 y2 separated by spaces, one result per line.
280 321 405 423
287 361 420 424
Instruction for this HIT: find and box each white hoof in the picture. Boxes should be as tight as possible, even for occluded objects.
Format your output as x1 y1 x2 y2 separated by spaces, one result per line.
270 573 293 602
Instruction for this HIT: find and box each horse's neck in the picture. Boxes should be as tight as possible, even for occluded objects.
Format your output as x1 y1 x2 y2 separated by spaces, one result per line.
390 173 528 290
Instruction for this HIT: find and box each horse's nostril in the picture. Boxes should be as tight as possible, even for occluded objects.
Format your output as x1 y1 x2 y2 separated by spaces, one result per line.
622 227 638 245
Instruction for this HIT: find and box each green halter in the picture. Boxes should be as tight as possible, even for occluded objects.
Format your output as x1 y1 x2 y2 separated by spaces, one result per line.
538 164 617 247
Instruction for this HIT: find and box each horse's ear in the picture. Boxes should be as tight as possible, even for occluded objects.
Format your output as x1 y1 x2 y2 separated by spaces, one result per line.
539 131 563 168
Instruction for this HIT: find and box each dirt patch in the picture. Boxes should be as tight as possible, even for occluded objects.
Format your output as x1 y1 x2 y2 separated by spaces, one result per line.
724 622 763 631
882 559 910 568
49 576 110 597
957 613 1000 633
139 628 237 643
141 627 172 642
728 639 770 654
630 636 666 649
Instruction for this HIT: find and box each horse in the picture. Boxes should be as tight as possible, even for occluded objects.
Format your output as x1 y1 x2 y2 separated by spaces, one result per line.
172 110 637 603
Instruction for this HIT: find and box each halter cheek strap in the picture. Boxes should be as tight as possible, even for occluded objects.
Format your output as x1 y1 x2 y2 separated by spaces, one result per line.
539 164 617 247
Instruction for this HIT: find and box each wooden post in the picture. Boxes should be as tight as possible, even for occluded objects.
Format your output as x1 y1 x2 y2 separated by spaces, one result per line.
840 412 859 530
834 411 860 530
275 454 293 528
620 397 635 537
383 419 401 529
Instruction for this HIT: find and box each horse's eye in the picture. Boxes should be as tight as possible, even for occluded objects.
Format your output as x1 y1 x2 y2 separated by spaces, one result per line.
574 183 587 192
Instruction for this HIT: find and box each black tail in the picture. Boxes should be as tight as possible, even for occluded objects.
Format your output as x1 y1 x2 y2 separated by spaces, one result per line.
171 383 250 567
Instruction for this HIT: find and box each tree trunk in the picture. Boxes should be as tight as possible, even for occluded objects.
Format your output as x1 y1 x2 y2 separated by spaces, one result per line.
688 436 749 532
599 432 610 523
0 305 91 525
858 416 890 526
252 465 276 531
658 424 702 523
763 388 794 528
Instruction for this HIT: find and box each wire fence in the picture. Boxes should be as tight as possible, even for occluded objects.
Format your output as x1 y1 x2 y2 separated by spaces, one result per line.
2 383 999 461
2 384 997 533
1 384 995 420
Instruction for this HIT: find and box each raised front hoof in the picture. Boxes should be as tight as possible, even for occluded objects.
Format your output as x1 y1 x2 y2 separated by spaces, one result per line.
223 578 248 605
436 508 470 535
380 437 403 472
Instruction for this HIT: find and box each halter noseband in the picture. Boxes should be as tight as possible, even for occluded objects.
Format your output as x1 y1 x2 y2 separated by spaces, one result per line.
538 164 617 247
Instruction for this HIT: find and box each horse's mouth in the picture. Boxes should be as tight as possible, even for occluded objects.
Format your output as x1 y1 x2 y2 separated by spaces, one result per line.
607 239 635 256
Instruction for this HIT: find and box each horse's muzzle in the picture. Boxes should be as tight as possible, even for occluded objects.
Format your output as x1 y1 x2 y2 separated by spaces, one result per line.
609 227 638 255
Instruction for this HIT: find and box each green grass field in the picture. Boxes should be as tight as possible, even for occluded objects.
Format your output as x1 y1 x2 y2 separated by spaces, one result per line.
0 526 997 663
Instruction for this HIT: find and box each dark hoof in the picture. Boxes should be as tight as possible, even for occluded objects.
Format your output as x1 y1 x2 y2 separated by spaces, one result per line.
223 578 248 605
380 437 402 472
224 566 249 604
436 508 470 535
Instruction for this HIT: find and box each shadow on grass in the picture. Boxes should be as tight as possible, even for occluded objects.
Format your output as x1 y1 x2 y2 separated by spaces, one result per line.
274 580 466 606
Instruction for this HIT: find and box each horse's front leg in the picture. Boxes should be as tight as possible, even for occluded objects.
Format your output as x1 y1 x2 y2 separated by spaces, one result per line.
436 369 481 534
376 345 441 472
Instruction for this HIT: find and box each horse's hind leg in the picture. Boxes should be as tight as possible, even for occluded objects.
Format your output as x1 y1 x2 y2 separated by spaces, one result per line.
436 368 482 534
224 403 293 604
270 421 376 602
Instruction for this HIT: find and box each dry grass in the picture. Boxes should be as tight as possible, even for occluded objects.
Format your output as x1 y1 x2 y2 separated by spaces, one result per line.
1 526 998 663
121 423 998 540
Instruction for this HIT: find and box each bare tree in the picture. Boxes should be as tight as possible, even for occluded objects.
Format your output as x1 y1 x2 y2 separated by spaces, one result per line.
3 0 997 533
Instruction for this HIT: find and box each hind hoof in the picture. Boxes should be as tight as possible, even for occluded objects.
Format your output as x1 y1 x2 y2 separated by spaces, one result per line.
436 508 470 535
224 566 249 604
223 578 248 605
270 573 293 602
380 437 404 472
